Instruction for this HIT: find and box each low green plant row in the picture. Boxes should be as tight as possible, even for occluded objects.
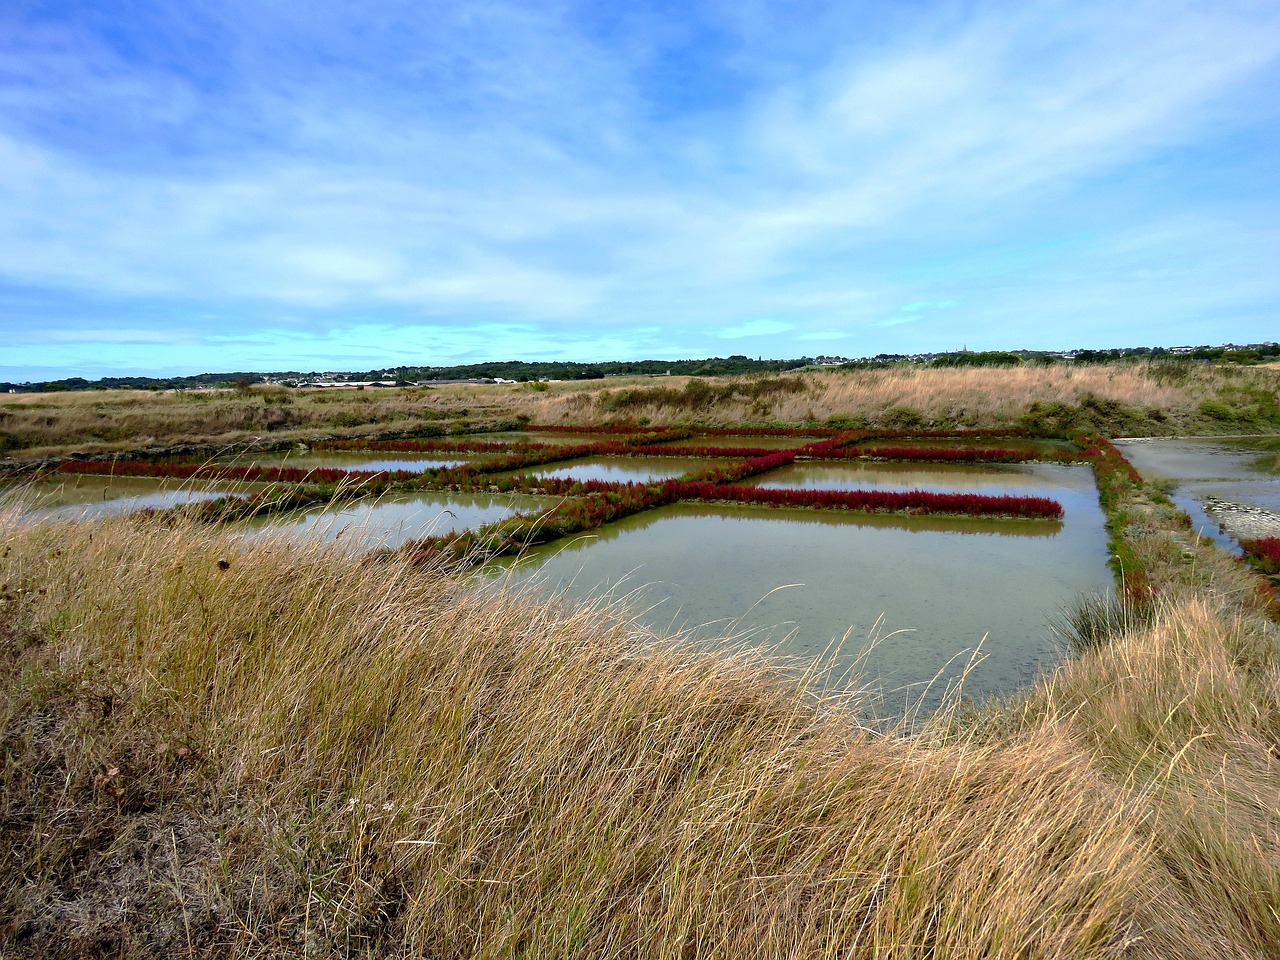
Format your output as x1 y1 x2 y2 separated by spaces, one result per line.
1074 434 1155 606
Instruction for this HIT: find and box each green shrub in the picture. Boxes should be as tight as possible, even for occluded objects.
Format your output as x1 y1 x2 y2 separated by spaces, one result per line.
882 405 924 428
1199 400 1236 422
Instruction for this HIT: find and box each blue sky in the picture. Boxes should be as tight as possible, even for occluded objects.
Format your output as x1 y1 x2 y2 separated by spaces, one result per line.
2 0 1278 379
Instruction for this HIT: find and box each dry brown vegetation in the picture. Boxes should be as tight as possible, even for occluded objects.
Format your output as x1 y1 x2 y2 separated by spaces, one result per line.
536 362 1280 434
2 458 1279 957
0 384 527 458
2 361 1277 460
3 363 1280 957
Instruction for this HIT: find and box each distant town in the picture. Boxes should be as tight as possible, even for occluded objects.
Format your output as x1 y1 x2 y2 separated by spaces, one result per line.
5 342 1277 394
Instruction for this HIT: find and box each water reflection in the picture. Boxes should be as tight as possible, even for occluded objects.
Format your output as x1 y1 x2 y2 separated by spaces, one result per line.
222 452 485 471
1114 437 1280 481
751 461 1096 498
513 456 715 484
244 490 550 553
8 475 249 521
497 491 1112 712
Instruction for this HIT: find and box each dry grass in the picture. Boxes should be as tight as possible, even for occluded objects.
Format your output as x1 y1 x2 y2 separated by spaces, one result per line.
3 362 1279 956
3 362 1276 460
796 365 1185 422
528 362 1274 432
0 384 529 457
2 506 1278 958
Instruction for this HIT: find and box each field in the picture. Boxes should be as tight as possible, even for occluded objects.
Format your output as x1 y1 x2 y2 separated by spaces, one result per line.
2 363 1280 958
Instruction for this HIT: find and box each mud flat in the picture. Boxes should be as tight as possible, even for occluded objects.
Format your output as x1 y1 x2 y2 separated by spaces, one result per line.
1200 495 1280 540
1113 436 1280 550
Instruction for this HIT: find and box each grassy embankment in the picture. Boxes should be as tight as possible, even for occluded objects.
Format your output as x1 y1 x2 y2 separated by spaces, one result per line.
3 361 1279 460
2 363 1279 957
551 362 1280 434
0 383 525 460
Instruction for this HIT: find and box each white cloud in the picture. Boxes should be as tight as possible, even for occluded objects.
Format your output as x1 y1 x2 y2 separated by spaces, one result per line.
718 319 794 339
794 329 845 342
1 0 1278 376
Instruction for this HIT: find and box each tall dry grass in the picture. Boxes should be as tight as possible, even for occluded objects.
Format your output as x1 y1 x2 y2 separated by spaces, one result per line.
3 510 1278 957
530 363 1273 431
0 384 528 456
4 362 1275 459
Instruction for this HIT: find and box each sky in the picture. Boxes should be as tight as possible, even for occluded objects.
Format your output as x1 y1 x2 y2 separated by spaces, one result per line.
2 0 1279 380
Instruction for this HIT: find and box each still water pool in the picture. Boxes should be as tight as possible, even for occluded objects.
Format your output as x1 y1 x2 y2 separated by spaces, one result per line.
244 491 550 553
496 465 1112 712
749 461 1094 498
510 456 715 484
7 475 250 521
220 451 487 471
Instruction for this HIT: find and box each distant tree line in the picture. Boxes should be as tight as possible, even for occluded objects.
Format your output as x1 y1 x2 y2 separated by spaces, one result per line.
3 344 1277 393
1 357 809 392
1070 345 1280 364
395 356 809 382
926 351 1026 367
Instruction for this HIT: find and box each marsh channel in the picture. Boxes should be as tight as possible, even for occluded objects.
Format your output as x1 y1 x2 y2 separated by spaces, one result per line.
1113 436 1280 550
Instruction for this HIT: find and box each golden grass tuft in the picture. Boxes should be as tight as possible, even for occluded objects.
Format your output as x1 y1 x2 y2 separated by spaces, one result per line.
3 510 1278 957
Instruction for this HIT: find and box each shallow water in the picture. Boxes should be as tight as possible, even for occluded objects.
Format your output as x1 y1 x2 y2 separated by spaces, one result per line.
749 461 1095 498
6 475 249 521
6 451 1116 712
510 456 719 484
222 451 487 472
1113 437 1280 481
497 467 1112 712
243 490 550 553
1113 437 1280 548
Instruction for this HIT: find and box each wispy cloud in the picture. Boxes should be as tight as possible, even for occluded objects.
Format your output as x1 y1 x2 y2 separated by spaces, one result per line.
1 0 1278 376
718 319 793 339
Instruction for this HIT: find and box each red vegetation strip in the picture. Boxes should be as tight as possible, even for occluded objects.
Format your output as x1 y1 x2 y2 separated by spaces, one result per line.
1076 435 1144 483
1245 537 1280 563
695 426 1034 441
1240 538 1280 576
665 482 1063 520
402 481 680 562
681 452 795 484
54 460 417 486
